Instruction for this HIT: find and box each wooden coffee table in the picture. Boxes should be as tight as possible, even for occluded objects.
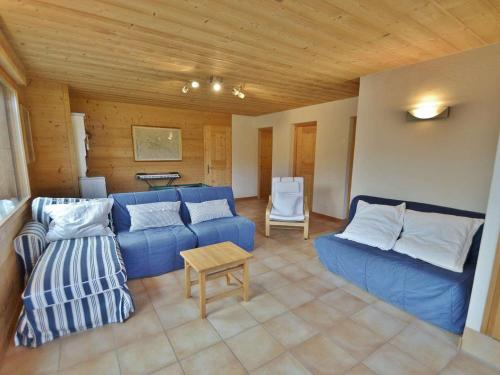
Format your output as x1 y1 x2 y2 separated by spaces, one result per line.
180 241 253 318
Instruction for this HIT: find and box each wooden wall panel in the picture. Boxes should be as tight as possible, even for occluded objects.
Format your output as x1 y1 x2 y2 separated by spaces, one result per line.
70 98 231 193
23 78 79 197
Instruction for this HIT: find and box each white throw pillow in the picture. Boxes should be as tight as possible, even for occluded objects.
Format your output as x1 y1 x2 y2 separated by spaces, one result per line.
336 200 405 250
127 201 184 232
186 199 233 224
272 192 301 217
44 198 114 242
393 210 484 272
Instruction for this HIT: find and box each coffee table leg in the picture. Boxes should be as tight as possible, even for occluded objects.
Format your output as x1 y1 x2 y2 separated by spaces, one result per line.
226 273 231 285
199 271 206 318
184 261 191 298
243 260 249 302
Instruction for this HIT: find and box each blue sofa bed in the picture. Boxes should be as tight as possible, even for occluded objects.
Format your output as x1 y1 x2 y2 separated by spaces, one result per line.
111 186 255 279
314 195 485 334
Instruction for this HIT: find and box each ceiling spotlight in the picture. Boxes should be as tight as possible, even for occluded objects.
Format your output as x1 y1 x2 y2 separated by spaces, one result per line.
232 86 246 99
181 84 190 94
190 80 200 89
209 76 223 92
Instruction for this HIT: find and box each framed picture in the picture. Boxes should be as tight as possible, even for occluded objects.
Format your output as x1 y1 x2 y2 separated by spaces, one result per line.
132 125 182 161
20 105 35 164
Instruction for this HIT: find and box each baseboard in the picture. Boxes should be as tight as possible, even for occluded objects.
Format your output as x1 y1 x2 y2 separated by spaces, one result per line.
311 211 344 222
461 327 500 370
235 196 258 201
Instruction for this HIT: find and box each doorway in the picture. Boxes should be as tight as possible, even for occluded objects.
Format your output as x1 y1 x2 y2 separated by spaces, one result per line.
344 116 357 217
293 121 317 207
204 125 232 186
258 127 273 199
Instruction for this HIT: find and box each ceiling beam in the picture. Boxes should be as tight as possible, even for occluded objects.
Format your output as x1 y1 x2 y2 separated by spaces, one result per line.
0 27 27 86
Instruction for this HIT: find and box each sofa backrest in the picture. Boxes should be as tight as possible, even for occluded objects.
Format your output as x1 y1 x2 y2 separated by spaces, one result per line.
349 195 486 264
110 189 180 232
32 197 86 229
178 186 237 224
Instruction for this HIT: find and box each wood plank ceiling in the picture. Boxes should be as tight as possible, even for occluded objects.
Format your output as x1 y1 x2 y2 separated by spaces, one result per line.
1 0 500 115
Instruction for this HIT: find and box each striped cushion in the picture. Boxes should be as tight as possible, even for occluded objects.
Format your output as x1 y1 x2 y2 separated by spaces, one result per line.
32 197 86 229
127 201 183 232
14 221 47 280
15 286 134 348
185 198 233 224
23 236 126 310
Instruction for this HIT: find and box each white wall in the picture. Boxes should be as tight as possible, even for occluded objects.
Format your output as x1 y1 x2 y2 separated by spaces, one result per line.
352 43 500 213
232 97 358 218
466 135 500 331
232 115 258 199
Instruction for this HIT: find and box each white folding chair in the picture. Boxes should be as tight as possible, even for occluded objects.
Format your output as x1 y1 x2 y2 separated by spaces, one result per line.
265 177 310 239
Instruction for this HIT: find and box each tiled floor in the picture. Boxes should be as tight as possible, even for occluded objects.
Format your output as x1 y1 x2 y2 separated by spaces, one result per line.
1 199 498 375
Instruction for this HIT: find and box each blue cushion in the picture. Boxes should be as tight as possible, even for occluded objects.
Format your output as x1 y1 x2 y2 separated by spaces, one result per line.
116 226 197 279
178 186 237 223
110 190 180 233
188 216 255 251
315 194 485 334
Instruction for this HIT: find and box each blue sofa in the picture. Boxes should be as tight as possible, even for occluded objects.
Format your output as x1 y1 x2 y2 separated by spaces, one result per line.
111 186 255 279
178 186 255 251
314 195 485 334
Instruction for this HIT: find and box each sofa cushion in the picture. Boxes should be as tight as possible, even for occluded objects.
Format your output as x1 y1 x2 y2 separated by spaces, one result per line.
32 197 87 229
188 216 255 251
110 190 180 233
116 225 197 278
178 186 237 223
23 236 126 310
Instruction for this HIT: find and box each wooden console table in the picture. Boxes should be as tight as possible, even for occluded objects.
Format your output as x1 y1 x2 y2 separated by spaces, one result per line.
180 241 253 318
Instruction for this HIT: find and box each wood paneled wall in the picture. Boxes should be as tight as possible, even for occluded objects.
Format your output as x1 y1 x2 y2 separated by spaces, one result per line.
23 78 79 197
70 98 231 193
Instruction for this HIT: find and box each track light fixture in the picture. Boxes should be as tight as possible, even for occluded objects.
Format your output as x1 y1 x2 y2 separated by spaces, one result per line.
181 84 190 94
182 80 200 94
209 76 223 92
232 86 246 99
190 80 200 89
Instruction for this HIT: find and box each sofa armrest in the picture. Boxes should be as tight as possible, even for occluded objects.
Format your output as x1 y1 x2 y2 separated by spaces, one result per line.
14 221 47 281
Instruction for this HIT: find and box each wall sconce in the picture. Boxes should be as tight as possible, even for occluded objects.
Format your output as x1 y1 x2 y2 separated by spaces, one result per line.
407 103 450 121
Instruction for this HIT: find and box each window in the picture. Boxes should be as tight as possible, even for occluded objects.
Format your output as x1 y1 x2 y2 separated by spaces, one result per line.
0 81 30 222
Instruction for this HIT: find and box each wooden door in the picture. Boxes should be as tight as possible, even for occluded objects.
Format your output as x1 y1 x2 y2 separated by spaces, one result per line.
258 127 273 199
293 122 317 207
204 126 231 186
345 117 357 217
483 236 500 339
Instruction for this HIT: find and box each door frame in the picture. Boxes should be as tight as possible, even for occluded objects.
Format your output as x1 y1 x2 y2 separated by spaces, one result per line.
292 121 317 206
258 127 273 199
344 116 357 217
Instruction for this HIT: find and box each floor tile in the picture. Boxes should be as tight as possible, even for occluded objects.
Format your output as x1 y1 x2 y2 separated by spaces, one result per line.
341 283 377 303
296 276 336 297
261 255 291 270
180 342 246 375
249 260 272 276
293 300 345 331
280 250 311 264
316 270 348 287
411 319 461 347
253 270 291 292
0 340 60 375
290 334 358 375
58 351 120 375
440 352 499 375
149 362 184 375
117 333 177 375
346 364 377 375
142 272 180 290
372 300 415 323
155 299 200 330
326 318 386 360
112 308 163 348
147 285 185 309
269 283 315 309
319 288 368 315
127 278 146 294
226 325 285 371
352 305 407 340
391 323 458 372
264 311 317 348
167 319 221 359
207 303 258 339
131 290 154 313
363 343 432 375
59 325 115 369
300 258 325 274
252 352 312 375
241 293 288 322
277 264 312 282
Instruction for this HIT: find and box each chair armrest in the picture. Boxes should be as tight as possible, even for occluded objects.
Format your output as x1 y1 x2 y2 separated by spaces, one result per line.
304 196 310 219
266 195 272 218
14 221 47 281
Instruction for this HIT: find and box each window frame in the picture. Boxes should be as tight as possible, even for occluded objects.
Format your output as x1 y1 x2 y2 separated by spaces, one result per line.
0 71 31 229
